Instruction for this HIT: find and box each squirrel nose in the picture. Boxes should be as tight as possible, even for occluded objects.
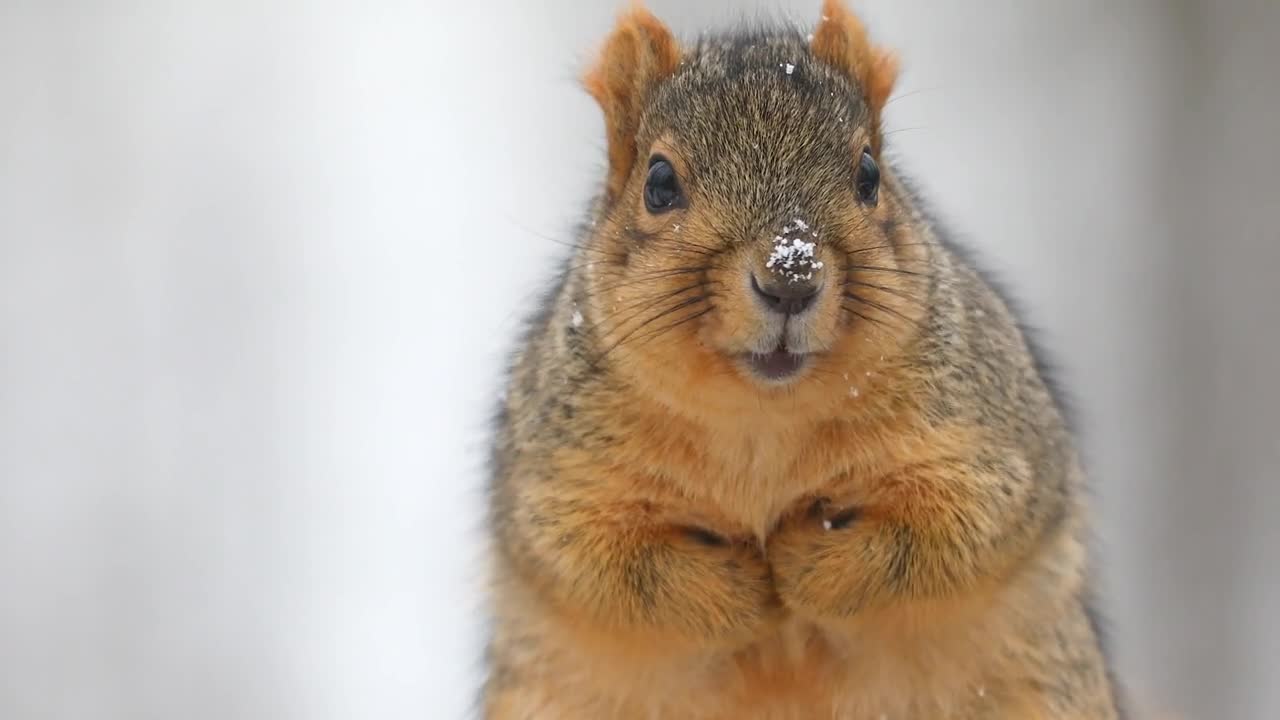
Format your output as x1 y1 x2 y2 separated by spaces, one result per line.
751 274 819 315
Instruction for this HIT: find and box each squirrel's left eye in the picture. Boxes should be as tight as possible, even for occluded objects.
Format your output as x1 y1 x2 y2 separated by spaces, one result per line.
855 147 880 206
644 156 684 213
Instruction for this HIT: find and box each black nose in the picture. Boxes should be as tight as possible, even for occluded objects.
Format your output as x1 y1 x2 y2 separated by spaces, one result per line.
752 275 819 315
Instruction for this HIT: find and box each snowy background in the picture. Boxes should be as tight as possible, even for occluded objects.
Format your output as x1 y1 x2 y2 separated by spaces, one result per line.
2 0 1278 718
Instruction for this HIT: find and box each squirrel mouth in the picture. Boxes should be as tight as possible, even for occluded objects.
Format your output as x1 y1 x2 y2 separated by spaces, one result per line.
742 345 809 382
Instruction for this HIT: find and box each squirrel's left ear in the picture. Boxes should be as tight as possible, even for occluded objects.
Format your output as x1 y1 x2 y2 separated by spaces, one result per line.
811 0 898 153
584 4 681 203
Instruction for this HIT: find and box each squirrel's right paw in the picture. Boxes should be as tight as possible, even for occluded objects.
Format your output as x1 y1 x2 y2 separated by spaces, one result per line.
622 525 778 643
509 492 777 647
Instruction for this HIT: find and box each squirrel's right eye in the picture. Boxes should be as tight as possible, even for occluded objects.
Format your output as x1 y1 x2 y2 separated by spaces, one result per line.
856 147 880 206
644 156 683 213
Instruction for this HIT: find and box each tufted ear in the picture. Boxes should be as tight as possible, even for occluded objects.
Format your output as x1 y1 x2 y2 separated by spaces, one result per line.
584 3 681 202
811 0 899 153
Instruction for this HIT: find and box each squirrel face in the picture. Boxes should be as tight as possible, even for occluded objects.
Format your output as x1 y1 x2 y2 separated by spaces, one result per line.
581 1 920 420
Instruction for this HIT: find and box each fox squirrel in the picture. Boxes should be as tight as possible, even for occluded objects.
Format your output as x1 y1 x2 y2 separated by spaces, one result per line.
483 1 1125 717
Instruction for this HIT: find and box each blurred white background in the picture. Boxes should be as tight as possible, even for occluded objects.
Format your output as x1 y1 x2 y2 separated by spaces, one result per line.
1 1 1277 718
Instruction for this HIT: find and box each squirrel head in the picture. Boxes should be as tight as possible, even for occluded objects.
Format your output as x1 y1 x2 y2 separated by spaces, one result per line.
580 1 923 420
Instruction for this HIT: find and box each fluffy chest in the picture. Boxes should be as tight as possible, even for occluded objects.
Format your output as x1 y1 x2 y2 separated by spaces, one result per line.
620 413 908 540
690 428 828 537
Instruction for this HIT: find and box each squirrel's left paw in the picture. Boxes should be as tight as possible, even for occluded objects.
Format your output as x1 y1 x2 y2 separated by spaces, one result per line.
766 496 885 619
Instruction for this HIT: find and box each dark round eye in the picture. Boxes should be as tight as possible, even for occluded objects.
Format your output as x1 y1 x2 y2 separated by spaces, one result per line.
855 147 880 206
644 156 683 213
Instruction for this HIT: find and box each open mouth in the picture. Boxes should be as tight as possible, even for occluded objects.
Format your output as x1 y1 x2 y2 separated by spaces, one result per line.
741 345 809 382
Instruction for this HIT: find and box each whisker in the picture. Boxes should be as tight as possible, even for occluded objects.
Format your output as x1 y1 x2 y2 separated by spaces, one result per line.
881 126 929 137
842 280 929 308
588 267 714 297
882 86 944 107
619 306 714 353
503 213 725 261
839 304 886 329
595 295 709 362
842 292 914 325
841 263 934 278
562 240 724 275
590 283 706 336
846 242 932 255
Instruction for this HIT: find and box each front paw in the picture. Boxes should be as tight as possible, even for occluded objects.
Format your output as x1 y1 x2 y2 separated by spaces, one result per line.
649 525 779 641
767 498 882 619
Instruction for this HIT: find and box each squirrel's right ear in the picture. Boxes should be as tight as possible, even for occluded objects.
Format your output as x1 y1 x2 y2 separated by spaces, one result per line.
584 4 681 202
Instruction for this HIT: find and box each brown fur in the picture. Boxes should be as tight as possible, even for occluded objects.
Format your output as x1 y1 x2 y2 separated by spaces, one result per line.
484 2 1122 717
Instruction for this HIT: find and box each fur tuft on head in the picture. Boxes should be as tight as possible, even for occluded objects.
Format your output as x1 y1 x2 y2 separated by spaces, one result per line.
811 0 898 152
